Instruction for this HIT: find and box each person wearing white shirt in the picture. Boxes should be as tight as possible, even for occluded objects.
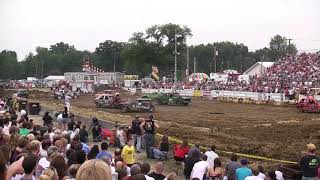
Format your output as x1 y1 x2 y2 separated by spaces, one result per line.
20 108 27 117
64 94 71 112
257 165 266 180
3 120 11 135
244 166 263 180
191 155 210 180
205 145 219 168
275 171 284 180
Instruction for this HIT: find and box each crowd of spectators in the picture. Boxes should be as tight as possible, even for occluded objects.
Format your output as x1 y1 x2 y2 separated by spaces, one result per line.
141 53 320 95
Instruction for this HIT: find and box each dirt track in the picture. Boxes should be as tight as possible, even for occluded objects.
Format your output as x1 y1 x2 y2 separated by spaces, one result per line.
28 90 320 162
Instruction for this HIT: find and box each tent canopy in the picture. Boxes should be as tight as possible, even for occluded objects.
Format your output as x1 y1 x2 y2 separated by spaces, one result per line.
44 76 65 81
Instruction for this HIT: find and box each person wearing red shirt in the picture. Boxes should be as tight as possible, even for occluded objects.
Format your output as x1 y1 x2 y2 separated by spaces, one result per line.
174 140 189 165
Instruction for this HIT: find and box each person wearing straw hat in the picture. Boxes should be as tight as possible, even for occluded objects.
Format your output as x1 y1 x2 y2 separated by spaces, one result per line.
300 143 320 180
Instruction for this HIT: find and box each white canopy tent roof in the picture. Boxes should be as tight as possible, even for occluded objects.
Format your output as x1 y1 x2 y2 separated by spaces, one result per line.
44 75 65 81
243 62 275 76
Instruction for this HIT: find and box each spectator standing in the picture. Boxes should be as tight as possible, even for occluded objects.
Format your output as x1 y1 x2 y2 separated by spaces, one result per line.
64 93 71 113
300 143 320 180
42 112 53 127
244 166 263 180
118 126 127 148
257 165 266 180
121 139 135 167
184 151 201 179
20 107 27 118
140 115 159 159
57 107 69 132
92 125 102 142
225 153 241 180
207 158 223 180
79 125 88 143
205 145 219 168
236 159 252 180
188 144 201 158
191 154 210 180
67 117 76 132
132 115 142 153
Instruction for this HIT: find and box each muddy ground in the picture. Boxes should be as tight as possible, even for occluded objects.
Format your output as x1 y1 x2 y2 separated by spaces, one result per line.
6 89 320 163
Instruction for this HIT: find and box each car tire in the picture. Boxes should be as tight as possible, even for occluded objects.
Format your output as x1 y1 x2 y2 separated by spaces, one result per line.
149 106 155 113
121 107 128 113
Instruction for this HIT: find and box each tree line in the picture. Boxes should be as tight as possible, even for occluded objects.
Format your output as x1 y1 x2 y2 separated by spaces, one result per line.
0 23 298 80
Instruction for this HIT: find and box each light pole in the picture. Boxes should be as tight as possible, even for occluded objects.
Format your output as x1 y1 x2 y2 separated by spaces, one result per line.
174 29 180 85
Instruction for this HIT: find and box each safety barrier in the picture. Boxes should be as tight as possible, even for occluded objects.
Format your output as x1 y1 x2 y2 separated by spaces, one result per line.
156 133 297 164
124 87 286 102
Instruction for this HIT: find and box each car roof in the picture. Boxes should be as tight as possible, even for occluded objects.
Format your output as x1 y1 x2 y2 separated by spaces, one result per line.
137 98 150 101
99 94 115 97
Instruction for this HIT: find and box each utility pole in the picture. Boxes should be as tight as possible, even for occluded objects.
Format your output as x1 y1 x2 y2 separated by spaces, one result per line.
41 60 44 79
174 29 178 85
260 55 264 75
35 61 38 78
287 38 293 55
113 59 116 72
213 46 217 73
193 57 197 74
186 47 189 78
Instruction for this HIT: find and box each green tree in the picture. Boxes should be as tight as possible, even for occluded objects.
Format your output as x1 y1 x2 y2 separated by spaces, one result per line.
269 35 297 60
0 50 19 79
188 42 255 74
94 40 126 72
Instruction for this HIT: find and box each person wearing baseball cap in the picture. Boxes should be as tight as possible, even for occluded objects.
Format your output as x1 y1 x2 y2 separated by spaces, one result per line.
236 159 252 180
299 143 320 179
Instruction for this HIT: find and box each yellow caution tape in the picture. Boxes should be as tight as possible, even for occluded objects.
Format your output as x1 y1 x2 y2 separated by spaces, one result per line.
156 133 298 164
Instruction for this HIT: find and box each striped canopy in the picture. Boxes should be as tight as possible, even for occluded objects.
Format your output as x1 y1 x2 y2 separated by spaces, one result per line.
189 73 209 82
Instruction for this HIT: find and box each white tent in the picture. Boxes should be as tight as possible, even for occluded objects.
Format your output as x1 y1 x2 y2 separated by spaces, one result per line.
44 75 65 81
243 62 274 76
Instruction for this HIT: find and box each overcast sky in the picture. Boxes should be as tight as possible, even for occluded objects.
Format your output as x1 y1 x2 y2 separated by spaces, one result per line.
1 0 319 60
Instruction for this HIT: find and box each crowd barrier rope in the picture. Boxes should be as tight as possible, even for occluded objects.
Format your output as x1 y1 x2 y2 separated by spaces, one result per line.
156 133 297 164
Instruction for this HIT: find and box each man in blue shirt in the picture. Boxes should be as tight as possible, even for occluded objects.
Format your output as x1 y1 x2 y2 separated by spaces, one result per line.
96 142 113 160
236 159 252 180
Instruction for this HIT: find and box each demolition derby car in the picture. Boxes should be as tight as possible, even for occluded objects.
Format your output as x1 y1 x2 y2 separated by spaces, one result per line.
297 96 320 113
54 90 79 100
94 94 127 109
142 92 191 106
121 98 155 113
